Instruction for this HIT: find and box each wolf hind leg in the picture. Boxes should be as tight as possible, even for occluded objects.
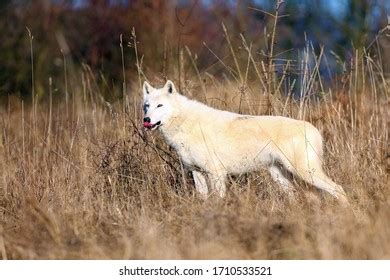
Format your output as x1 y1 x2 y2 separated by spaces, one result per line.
277 154 349 205
306 171 349 205
192 171 208 199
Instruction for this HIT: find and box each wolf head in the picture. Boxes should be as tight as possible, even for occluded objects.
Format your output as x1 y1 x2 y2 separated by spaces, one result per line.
142 80 177 130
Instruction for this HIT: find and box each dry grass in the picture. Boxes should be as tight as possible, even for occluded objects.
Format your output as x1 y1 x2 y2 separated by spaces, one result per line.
0 73 388 259
0 21 389 259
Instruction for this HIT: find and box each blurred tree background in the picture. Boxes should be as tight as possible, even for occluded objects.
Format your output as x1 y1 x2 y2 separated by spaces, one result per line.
0 0 388 103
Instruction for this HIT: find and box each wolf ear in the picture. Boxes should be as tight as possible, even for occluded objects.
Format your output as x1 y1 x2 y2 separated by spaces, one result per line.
164 80 176 94
143 81 153 95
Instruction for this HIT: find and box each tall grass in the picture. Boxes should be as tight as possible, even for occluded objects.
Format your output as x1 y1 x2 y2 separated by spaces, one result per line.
0 18 388 259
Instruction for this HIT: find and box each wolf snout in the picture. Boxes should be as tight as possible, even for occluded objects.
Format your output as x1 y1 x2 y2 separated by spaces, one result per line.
143 117 161 129
143 117 152 128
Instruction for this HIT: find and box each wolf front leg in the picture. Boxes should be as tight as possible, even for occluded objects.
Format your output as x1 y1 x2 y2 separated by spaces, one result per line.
192 171 209 199
268 165 295 198
208 172 227 197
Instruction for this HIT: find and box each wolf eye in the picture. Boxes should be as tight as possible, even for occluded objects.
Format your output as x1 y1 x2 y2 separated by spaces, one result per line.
143 104 149 113
157 104 163 108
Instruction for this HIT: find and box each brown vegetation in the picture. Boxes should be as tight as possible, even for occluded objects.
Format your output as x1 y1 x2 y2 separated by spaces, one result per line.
0 56 388 259
0 1 389 260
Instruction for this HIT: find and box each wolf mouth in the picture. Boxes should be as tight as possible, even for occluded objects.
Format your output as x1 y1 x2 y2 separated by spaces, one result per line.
143 121 161 130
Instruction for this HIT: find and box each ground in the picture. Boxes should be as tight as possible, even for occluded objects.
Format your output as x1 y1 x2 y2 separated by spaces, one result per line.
0 82 388 259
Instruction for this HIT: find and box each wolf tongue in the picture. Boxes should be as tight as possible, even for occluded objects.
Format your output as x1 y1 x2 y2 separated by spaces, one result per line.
143 122 152 128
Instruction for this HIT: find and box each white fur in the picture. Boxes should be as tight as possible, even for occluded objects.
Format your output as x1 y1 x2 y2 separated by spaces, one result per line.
143 80 348 204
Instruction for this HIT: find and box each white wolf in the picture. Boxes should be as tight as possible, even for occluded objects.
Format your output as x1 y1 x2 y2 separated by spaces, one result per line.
142 80 348 205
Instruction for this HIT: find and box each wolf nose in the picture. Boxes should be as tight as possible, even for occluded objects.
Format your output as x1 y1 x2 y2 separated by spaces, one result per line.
143 117 151 123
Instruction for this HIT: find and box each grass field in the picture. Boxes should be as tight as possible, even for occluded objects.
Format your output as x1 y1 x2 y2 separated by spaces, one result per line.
0 32 389 259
